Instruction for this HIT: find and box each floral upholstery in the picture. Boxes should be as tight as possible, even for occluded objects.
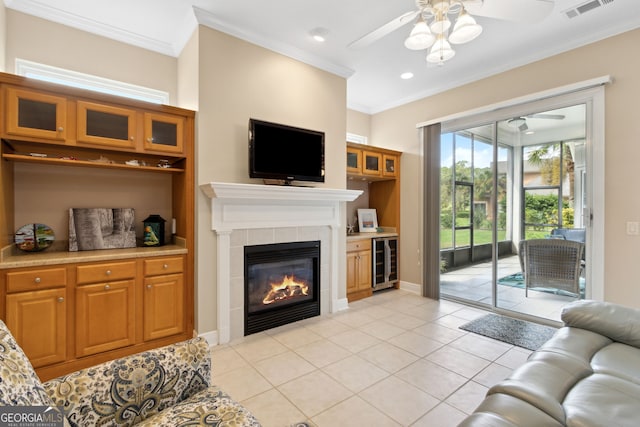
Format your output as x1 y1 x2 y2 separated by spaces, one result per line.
0 320 54 406
0 319 260 426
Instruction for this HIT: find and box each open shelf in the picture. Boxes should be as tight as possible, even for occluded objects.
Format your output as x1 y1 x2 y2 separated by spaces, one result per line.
2 153 184 173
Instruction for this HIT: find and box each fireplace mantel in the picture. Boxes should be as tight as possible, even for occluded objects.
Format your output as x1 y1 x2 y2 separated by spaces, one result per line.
201 182 362 343
200 182 362 231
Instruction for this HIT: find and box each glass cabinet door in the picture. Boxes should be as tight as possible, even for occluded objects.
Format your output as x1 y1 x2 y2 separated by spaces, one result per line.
383 154 397 177
363 151 382 176
77 101 136 148
143 112 184 154
5 87 67 141
346 147 362 174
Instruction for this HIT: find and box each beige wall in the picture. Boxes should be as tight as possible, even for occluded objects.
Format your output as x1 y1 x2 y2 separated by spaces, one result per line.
191 26 348 334
5 11 177 102
372 28 640 307
347 109 371 141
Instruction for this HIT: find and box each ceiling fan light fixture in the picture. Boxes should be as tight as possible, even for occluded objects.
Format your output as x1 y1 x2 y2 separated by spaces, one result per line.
430 13 451 34
449 9 483 44
404 17 435 50
426 35 455 64
507 117 526 128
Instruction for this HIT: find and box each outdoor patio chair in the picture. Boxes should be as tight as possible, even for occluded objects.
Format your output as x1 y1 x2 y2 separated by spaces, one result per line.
519 239 584 297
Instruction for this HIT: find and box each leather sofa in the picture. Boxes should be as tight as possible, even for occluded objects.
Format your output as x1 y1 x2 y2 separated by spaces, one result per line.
459 300 640 427
0 320 261 426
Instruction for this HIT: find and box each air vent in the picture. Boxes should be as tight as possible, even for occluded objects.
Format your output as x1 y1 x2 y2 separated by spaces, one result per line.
563 0 614 19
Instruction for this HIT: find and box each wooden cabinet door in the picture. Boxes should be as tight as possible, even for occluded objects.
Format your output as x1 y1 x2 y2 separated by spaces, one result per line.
346 147 362 174
75 280 135 356
5 87 67 141
356 249 372 291
143 274 184 340
77 101 136 148
5 288 66 367
383 154 398 177
143 112 184 154
363 151 382 176
346 251 359 294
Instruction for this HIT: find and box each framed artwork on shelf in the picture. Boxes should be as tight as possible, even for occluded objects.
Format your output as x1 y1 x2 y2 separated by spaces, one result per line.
357 208 378 233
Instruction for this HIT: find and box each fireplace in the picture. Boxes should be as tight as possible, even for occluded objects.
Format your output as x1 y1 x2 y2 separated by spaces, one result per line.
244 240 321 335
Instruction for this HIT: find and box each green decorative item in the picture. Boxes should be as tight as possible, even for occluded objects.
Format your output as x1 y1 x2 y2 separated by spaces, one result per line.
143 215 166 247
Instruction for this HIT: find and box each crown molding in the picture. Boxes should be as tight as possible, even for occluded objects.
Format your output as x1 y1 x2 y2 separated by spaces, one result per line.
193 6 354 79
5 0 181 56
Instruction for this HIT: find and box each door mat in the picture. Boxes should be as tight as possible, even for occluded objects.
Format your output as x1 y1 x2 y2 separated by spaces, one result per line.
459 313 558 351
498 272 585 298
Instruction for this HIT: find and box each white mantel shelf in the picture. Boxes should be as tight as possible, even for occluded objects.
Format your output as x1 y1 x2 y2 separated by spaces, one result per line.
200 182 362 231
200 182 362 344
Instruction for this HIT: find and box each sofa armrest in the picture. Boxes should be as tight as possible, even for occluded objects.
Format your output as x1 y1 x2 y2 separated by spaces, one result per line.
43 337 211 427
561 300 640 348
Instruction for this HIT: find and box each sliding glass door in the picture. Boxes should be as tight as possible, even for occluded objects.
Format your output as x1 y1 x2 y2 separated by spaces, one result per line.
439 103 588 322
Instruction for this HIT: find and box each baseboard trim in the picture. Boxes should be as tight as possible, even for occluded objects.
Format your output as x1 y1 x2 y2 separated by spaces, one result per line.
399 280 422 295
335 297 349 312
199 330 219 348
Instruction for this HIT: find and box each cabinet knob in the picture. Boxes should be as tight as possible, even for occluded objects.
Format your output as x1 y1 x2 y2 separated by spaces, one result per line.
104 284 111 290
105 270 112 276
163 264 168 269
130 136 135 141
147 137 153 143
57 297 64 303
147 284 152 290
58 126 64 132
34 277 41 284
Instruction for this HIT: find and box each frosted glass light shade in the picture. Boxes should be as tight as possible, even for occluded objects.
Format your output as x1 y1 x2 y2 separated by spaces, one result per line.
426 37 455 63
404 19 435 50
430 17 451 34
449 10 482 44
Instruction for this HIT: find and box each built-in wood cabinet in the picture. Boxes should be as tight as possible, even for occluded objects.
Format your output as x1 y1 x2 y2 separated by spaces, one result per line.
346 239 372 302
143 256 185 341
77 101 137 149
144 112 184 154
5 86 68 142
0 72 195 381
347 142 401 233
5 284 67 368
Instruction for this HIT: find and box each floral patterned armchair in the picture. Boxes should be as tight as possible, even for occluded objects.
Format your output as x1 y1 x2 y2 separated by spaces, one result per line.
0 320 261 426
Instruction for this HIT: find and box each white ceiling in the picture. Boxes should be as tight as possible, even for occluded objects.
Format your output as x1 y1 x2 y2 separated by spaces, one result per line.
5 0 640 114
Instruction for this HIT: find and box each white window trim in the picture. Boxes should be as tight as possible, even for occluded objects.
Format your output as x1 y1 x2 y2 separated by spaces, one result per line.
346 132 368 145
15 59 170 104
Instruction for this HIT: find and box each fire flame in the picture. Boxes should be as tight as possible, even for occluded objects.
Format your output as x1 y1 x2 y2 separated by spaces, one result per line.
262 275 309 305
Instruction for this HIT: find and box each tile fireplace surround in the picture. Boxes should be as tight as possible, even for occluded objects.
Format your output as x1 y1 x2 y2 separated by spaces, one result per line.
201 182 362 343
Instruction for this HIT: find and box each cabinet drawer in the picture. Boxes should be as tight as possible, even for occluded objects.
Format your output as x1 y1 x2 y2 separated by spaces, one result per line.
144 256 184 276
347 239 371 252
76 261 136 285
6 267 67 293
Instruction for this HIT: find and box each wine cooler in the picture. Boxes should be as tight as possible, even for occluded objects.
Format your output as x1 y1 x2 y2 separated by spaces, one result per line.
372 237 398 291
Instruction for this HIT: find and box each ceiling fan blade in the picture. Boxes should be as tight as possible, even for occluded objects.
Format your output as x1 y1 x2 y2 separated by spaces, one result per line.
527 113 566 120
465 0 555 23
348 10 419 49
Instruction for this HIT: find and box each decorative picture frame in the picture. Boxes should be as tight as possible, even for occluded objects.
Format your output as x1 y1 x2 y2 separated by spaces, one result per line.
357 208 378 233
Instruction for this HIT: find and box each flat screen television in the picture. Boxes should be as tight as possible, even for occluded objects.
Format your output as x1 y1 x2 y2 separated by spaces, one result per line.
249 118 325 185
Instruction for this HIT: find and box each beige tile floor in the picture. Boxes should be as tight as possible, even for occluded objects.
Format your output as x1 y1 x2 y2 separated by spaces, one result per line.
211 289 535 427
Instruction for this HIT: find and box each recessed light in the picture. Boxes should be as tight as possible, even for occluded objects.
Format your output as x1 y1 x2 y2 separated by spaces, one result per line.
400 72 414 80
310 28 328 43
525 131 535 135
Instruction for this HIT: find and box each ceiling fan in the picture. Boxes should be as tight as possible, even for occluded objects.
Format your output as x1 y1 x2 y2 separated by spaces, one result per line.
349 0 555 63
507 113 566 131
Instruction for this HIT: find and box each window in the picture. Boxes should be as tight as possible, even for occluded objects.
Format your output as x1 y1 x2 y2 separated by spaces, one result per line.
16 59 170 104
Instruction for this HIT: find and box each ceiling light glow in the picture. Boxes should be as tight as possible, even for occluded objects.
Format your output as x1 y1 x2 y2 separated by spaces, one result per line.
401 72 414 79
